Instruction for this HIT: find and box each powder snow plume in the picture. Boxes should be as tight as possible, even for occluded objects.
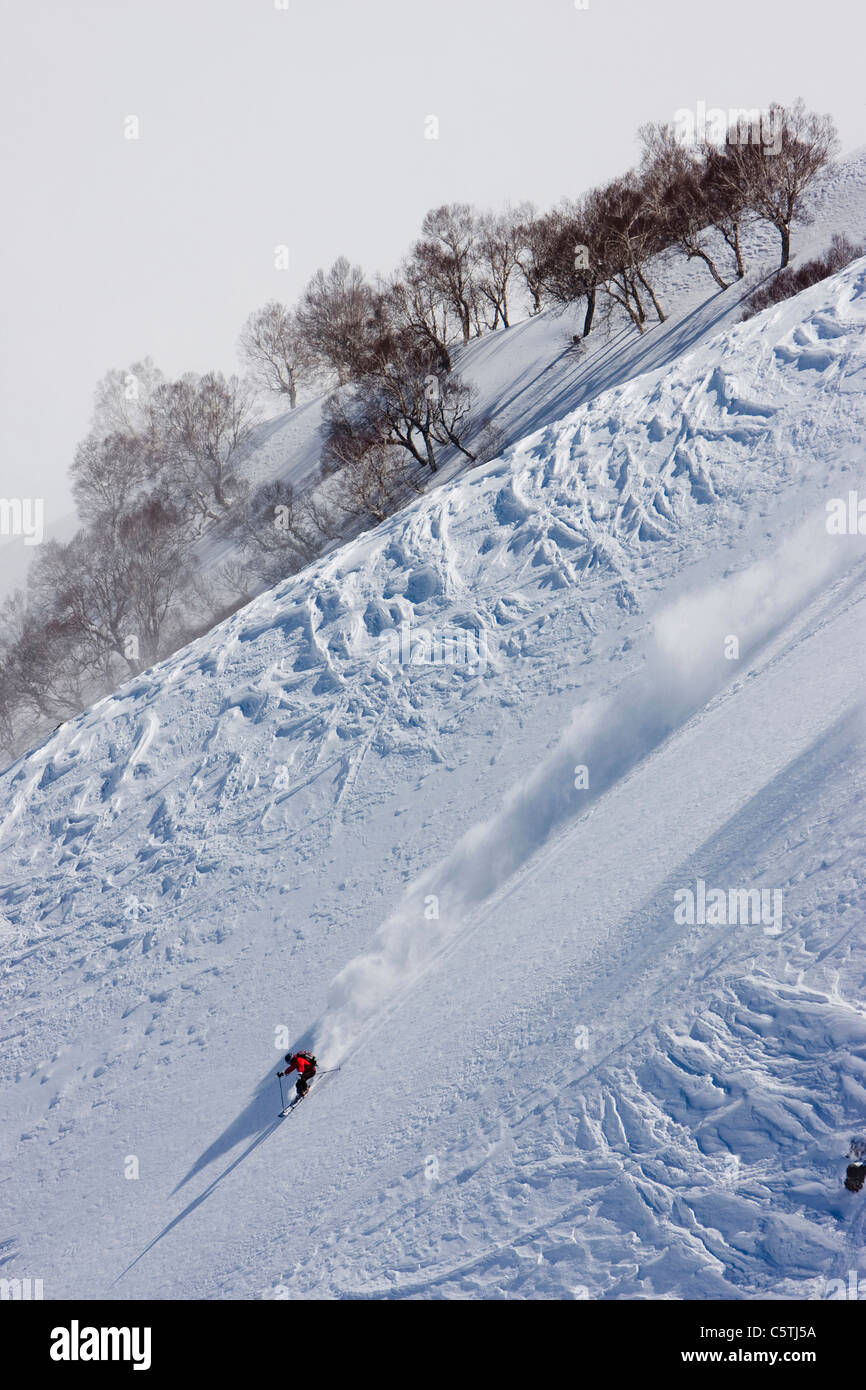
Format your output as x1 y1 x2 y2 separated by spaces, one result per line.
315 509 860 1062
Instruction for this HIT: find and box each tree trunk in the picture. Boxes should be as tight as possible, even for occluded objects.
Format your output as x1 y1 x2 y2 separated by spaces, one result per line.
637 269 665 323
422 430 438 472
778 222 791 269
440 424 476 463
719 223 746 279
733 224 745 279
629 277 648 328
582 283 596 337
605 282 645 334
436 340 452 374
684 242 729 290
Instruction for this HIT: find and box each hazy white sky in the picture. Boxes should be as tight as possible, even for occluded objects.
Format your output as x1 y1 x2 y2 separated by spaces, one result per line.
1 0 863 550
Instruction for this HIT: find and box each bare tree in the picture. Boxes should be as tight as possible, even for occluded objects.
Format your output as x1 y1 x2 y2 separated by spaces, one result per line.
28 534 135 680
701 141 754 280
725 99 839 268
371 336 478 471
639 124 732 290
1 588 90 727
336 438 420 525
0 663 15 754
0 593 29 750
527 201 601 338
413 204 481 345
12 617 90 725
25 493 188 687
475 206 528 329
296 257 384 384
586 176 667 333
152 371 258 523
386 264 453 371
514 206 548 315
90 358 165 443
238 301 314 408
119 497 189 666
231 479 326 585
323 334 477 487
70 430 157 528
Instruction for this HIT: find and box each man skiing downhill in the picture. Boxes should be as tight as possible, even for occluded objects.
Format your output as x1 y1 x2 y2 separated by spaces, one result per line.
278 1050 317 1100
844 1138 866 1191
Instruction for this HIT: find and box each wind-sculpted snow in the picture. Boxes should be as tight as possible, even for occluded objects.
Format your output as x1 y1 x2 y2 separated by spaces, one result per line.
2 252 866 1300
4 259 864 936
315 511 862 1062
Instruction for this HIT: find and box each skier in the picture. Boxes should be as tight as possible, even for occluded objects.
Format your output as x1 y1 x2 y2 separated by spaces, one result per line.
278 1050 317 1101
845 1139 866 1192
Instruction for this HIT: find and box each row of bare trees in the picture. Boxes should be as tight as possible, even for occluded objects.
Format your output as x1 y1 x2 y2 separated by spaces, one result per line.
0 100 842 760
230 99 837 575
512 99 838 338
0 364 263 750
237 98 838 428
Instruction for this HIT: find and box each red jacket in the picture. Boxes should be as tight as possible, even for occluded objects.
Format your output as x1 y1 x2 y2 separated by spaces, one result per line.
284 1053 315 1077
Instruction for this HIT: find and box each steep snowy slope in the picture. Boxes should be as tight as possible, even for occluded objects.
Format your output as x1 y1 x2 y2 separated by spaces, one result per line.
2 252 866 1301
3 152 863 616
197 148 866 578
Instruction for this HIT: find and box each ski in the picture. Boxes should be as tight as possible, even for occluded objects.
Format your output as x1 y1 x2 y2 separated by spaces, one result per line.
279 1090 310 1117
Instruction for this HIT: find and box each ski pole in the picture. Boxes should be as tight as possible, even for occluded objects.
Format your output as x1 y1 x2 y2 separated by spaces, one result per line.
278 1072 285 1110
316 1067 342 1074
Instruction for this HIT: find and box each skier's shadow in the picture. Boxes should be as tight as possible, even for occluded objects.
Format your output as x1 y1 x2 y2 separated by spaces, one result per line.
172 1065 289 1195
114 1109 283 1285
113 1060 308 1287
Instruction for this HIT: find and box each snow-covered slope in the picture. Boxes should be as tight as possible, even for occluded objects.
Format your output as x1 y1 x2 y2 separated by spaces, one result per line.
197 149 866 578
3 240 866 1297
